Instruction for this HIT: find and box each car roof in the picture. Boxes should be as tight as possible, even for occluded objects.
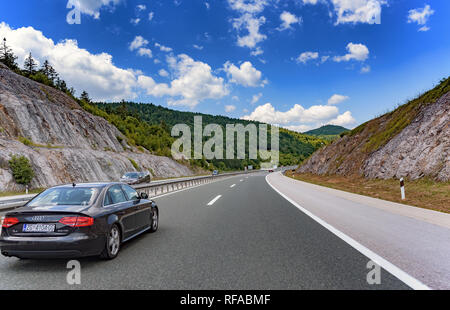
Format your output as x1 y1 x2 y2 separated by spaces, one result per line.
53 182 122 189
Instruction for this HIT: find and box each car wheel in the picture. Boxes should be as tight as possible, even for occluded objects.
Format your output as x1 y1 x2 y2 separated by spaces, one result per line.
100 224 121 260
148 208 158 233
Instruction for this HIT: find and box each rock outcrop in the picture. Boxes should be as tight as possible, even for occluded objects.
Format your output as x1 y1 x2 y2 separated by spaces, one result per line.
0 63 194 191
298 82 450 182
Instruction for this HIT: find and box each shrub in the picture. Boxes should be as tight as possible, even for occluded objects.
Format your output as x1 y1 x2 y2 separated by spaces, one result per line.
9 155 34 185
19 136 33 146
128 158 140 171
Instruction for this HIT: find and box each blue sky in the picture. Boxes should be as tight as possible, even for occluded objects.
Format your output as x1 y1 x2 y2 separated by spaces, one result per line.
0 0 449 132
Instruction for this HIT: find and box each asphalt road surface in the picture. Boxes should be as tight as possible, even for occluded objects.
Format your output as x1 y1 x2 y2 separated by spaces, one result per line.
0 173 410 289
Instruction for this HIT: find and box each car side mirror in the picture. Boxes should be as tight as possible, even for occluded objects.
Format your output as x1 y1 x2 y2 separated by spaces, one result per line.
140 192 149 200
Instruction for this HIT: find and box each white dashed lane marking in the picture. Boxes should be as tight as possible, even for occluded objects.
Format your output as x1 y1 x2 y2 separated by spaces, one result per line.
207 195 222 206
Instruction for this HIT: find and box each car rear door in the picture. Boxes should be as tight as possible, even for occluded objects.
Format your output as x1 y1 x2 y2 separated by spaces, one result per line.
105 185 137 240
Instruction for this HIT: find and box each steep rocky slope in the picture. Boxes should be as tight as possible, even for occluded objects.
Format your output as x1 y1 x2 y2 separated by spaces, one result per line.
298 78 450 181
0 63 193 191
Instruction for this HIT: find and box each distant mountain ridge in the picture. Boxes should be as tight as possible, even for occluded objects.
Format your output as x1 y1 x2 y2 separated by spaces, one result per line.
298 77 450 181
92 101 329 167
304 125 349 136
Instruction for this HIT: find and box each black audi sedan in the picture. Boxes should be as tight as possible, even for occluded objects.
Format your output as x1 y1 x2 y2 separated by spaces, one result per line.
0 182 158 260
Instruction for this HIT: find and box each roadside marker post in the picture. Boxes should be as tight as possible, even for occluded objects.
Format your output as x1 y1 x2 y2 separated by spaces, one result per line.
400 178 406 200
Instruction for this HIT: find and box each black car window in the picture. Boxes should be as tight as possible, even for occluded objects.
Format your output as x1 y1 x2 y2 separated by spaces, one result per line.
106 185 127 205
122 185 139 201
104 191 113 206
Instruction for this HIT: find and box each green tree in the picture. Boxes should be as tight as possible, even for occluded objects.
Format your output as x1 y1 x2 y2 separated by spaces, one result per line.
24 52 37 75
40 60 58 83
0 38 18 70
9 155 35 185
80 90 90 103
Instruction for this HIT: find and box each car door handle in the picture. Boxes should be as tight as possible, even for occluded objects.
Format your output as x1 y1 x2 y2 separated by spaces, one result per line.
118 211 126 215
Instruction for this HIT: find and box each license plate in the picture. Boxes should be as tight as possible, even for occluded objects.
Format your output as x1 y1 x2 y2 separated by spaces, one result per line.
23 224 55 233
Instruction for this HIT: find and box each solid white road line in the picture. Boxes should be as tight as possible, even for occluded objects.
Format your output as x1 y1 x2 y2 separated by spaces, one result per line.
207 195 222 206
230 184 236 188
265 173 431 290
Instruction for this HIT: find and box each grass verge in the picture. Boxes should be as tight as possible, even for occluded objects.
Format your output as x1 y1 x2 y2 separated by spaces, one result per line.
285 171 450 214
0 188 45 198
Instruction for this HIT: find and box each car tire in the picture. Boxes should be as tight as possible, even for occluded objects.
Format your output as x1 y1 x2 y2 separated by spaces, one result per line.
148 208 158 233
100 224 121 260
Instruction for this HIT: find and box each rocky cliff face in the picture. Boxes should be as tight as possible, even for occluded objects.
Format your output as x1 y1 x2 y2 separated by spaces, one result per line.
298 87 450 182
0 63 194 191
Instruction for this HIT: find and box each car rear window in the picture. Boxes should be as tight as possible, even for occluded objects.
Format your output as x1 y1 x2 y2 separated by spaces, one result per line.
28 187 99 207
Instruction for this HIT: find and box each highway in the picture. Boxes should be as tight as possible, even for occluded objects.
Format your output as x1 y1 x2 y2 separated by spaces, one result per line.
0 172 413 290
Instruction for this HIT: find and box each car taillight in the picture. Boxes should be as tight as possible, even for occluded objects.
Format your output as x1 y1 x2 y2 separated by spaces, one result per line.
2 217 19 228
59 216 94 227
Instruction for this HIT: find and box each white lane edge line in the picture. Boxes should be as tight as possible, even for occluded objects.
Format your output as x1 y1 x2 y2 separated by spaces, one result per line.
207 195 222 206
230 184 236 188
265 173 431 290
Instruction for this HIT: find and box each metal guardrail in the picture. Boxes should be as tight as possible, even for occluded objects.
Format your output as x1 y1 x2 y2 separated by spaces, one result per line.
134 170 259 198
0 170 261 212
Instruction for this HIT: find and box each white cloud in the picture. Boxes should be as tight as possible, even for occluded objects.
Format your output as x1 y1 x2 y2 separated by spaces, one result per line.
242 103 339 124
205 2 210 9
296 51 319 64
137 48 152 58
228 1 269 54
225 105 236 112
129 36 152 58
285 124 314 133
328 94 349 105
233 13 267 49
70 0 122 19
242 101 355 131
193 44 204 50
333 43 369 62
418 26 430 32
408 5 434 31
250 47 264 56
228 0 268 14
0 22 137 101
159 69 169 77
360 65 371 73
251 92 263 104
138 54 229 108
155 42 173 52
148 12 154 21
224 61 265 87
232 95 240 101
302 0 319 4
328 111 356 127
130 18 141 25
321 55 330 63
331 0 386 25
137 4 146 11
278 11 302 31
129 36 148 50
